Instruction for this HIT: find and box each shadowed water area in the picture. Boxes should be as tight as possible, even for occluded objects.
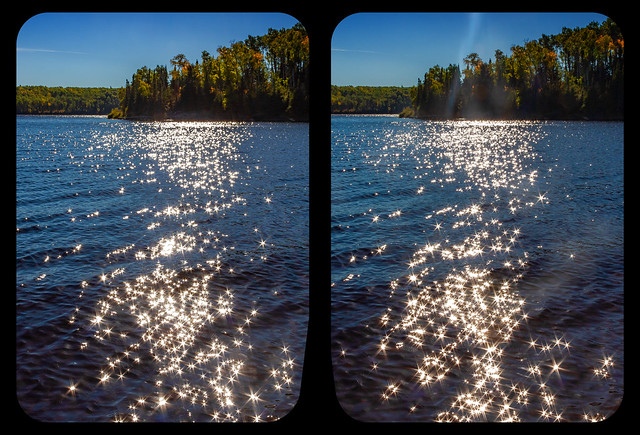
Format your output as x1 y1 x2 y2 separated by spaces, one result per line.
17 115 308 422
331 115 623 422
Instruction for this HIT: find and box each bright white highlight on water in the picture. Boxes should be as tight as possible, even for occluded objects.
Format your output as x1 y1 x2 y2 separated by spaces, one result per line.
331 116 622 422
17 117 308 422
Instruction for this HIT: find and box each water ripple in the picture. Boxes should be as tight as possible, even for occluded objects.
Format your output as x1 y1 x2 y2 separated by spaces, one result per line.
17 116 308 422
331 116 623 422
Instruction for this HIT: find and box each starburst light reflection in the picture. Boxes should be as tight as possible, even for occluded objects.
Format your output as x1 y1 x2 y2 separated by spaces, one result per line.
53 121 309 422
331 118 622 422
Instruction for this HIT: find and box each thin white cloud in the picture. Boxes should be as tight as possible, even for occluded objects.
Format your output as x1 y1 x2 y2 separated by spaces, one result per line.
331 47 380 54
17 47 88 55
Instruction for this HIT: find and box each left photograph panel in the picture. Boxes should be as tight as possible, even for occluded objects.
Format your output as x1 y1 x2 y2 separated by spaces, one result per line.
16 12 309 422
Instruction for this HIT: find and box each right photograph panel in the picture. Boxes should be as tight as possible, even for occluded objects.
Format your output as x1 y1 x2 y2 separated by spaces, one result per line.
330 12 623 422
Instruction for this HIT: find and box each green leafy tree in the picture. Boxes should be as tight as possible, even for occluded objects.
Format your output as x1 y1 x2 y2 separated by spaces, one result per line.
118 24 308 121
408 18 623 120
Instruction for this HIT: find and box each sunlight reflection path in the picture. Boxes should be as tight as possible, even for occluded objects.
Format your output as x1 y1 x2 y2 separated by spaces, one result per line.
332 120 619 422
68 122 305 422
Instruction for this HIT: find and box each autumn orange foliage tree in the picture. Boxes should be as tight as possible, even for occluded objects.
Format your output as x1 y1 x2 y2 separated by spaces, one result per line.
119 23 309 121
411 19 623 120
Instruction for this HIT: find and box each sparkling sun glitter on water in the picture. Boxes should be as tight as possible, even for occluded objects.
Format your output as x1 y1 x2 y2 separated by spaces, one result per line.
17 117 308 422
331 117 623 422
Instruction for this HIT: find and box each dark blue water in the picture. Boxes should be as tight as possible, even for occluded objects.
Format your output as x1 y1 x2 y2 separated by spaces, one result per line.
17 115 308 422
331 115 623 422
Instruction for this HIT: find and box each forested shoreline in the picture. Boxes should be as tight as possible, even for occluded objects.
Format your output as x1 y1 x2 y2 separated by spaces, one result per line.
329 19 623 120
405 19 623 120
16 86 121 115
330 86 413 114
17 20 622 121
115 23 308 121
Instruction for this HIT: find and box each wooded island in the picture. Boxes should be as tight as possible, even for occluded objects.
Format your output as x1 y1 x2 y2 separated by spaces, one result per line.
407 19 623 120
17 20 622 121
113 23 308 121
331 19 623 120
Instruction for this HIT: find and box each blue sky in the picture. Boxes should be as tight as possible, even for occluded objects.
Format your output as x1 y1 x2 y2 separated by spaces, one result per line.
331 12 612 86
16 13 301 87
16 12 617 89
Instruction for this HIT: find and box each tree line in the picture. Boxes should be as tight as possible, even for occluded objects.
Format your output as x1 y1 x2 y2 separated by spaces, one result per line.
331 85 413 114
16 86 121 115
116 23 309 121
406 19 623 120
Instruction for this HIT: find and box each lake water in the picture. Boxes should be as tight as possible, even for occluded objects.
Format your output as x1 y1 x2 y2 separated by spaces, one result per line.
331 115 623 422
16 115 309 422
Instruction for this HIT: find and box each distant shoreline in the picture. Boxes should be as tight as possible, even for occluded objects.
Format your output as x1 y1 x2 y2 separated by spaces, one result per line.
16 85 121 116
16 112 308 123
17 113 621 122
330 112 623 122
